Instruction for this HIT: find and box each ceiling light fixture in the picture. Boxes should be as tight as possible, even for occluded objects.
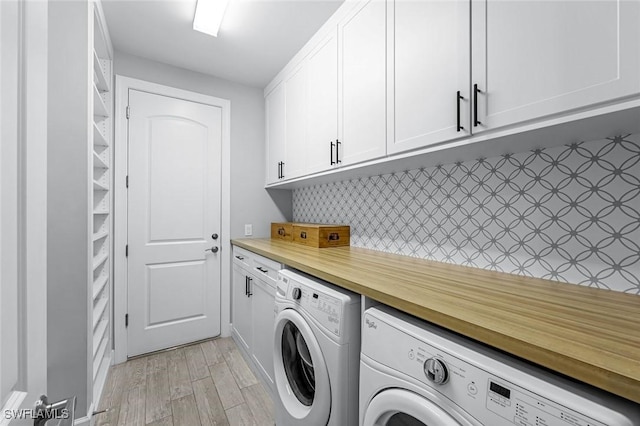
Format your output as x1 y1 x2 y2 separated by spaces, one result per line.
193 0 230 37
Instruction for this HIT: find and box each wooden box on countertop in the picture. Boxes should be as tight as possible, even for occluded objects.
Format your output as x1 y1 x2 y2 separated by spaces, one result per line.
271 222 293 241
271 222 350 247
292 223 350 248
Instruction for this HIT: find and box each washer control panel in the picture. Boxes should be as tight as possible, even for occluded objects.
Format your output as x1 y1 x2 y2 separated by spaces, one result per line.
361 310 628 426
279 275 343 337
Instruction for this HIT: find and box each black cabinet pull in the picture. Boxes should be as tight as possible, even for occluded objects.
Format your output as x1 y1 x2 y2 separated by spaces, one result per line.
300 231 307 239
336 140 342 164
456 91 464 132
277 162 281 179
330 141 336 165
474 84 482 127
328 232 340 241
256 266 268 273
280 162 285 179
247 277 253 296
235 255 244 260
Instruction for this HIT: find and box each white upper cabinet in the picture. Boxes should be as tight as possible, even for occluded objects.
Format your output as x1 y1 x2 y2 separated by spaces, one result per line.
471 0 640 132
307 31 339 174
264 0 639 187
388 0 470 154
265 83 286 184
284 63 308 180
338 0 387 166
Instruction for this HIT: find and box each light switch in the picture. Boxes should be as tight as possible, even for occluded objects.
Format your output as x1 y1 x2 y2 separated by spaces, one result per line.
244 224 253 236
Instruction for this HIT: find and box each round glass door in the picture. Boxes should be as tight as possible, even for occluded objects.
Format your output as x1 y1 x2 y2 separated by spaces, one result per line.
386 412 428 426
274 308 331 425
363 389 476 426
281 320 315 406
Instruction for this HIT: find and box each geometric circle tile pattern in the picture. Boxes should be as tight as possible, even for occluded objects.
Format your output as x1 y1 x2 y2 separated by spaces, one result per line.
293 134 640 294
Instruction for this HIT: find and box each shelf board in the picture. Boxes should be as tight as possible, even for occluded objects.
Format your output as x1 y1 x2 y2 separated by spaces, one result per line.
93 152 108 169
93 180 109 191
93 274 109 301
93 50 109 92
93 84 109 118
92 229 108 242
93 297 108 329
93 333 109 380
93 210 109 216
93 122 108 147
93 319 109 358
93 252 108 270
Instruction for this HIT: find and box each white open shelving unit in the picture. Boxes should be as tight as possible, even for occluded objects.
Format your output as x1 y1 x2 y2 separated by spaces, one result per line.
90 0 113 406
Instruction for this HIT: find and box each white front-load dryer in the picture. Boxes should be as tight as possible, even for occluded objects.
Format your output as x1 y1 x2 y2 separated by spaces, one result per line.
274 269 360 426
360 305 640 426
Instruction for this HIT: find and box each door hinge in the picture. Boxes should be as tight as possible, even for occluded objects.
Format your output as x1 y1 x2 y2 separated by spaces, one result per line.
126 105 130 119
125 314 129 327
125 244 128 257
126 175 129 188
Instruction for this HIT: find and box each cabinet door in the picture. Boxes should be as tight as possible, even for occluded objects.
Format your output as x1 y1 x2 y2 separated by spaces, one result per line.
389 0 470 154
265 83 286 184
284 63 308 179
307 31 339 174
472 0 640 132
231 264 252 352
339 0 387 166
251 279 276 388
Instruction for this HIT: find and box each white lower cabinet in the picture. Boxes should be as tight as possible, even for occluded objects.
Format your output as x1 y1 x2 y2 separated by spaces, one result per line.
232 262 253 352
232 247 280 390
250 276 276 385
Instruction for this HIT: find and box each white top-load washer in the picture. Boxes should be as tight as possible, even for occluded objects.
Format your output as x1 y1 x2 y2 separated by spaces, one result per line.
360 305 640 426
274 269 361 426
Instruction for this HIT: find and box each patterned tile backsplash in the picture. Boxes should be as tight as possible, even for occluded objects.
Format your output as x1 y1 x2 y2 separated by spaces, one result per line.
293 133 640 294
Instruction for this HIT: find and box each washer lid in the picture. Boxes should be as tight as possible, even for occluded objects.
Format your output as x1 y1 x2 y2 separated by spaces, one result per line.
363 389 476 426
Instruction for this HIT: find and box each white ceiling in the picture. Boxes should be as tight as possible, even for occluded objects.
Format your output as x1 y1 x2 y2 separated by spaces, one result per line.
102 0 344 88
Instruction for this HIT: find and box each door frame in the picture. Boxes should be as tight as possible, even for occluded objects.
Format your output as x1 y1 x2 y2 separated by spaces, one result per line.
113 76 231 364
0 0 48 418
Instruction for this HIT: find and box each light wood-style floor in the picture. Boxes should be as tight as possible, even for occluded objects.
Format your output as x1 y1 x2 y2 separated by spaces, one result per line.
95 337 275 426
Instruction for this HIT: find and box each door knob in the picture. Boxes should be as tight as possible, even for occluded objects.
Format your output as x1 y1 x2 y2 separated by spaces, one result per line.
206 246 219 253
211 233 219 240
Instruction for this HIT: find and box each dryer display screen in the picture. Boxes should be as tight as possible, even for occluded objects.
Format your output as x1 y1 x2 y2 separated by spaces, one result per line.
490 382 511 399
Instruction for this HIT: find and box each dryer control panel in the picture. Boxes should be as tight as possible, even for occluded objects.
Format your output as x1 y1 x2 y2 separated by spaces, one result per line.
361 308 637 426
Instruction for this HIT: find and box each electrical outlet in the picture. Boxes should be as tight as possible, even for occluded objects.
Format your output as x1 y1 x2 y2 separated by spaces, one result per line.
244 224 253 236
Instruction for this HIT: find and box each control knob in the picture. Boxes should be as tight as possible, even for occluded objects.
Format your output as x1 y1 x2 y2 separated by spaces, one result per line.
424 358 449 385
292 287 302 300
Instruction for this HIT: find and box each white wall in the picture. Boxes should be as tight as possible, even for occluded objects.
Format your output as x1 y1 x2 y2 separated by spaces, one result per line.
113 51 292 239
47 0 90 416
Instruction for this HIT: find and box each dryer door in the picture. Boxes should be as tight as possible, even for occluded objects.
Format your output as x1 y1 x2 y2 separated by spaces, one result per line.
274 308 331 425
363 389 477 426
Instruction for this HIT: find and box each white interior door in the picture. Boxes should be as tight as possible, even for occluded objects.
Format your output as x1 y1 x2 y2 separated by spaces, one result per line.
127 89 222 357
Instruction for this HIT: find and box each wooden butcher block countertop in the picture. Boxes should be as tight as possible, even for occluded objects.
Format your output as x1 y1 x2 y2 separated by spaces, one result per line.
232 238 640 404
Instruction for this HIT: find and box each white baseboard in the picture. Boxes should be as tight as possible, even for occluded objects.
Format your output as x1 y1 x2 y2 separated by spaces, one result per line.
0 391 27 426
74 402 93 426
